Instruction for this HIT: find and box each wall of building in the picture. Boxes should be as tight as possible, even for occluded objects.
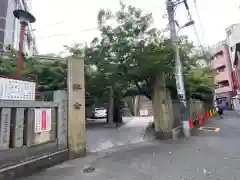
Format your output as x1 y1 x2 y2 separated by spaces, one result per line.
226 23 240 96
211 41 234 106
0 0 9 49
226 23 240 67
3 0 16 48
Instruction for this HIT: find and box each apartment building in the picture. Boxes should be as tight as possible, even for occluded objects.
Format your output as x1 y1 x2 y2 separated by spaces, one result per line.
226 24 240 91
0 0 37 56
211 40 234 108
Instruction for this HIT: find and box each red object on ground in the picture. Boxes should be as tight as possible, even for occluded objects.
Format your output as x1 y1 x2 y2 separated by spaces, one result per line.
205 112 209 120
197 112 203 127
189 116 194 129
202 112 205 122
208 111 210 119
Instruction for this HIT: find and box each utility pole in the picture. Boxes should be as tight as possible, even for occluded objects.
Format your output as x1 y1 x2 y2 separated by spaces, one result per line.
166 0 190 137
167 0 187 106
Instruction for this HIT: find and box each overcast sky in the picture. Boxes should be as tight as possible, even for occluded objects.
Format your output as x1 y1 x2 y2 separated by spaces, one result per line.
31 0 240 54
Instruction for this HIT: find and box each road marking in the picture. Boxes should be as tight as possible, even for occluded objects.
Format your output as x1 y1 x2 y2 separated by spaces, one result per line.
198 127 220 132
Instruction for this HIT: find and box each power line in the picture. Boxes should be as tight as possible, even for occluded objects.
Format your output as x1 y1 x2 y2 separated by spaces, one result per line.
36 28 99 39
35 4 169 40
183 0 204 52
33 21 65 32
193 0 206 45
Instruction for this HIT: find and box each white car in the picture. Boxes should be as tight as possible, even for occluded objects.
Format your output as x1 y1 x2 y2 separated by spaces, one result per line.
93 108 107 118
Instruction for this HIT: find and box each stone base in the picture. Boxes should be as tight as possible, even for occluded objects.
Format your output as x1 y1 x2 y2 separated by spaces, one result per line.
0 150 68 180
172 126 181 140
155 130 173 140
69 146 86 159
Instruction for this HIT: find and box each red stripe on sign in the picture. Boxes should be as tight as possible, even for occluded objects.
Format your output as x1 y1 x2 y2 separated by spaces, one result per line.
42 111 47 130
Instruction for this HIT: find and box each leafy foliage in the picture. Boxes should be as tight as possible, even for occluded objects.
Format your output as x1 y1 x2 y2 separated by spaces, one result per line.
0 3 214 106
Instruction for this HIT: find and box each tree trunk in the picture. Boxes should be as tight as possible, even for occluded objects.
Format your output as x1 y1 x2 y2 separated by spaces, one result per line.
107 86 114 124
113 94 123 124
133 96 140 116
152 73 173 140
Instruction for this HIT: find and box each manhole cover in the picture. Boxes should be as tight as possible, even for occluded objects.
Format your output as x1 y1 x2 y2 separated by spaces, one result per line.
82 167 95 173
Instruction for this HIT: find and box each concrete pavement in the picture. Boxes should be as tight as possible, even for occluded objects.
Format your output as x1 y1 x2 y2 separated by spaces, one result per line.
86 116 154 152
21 111 240 179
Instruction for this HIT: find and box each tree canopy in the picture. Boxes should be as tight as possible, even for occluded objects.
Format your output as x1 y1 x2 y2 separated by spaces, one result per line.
0 3 214 105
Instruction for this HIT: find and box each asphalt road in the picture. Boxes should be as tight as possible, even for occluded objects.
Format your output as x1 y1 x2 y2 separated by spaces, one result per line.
22 111 240 179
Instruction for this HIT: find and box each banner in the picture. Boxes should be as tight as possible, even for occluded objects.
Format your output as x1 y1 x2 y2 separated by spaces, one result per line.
34 108 52 133
232 71 239 89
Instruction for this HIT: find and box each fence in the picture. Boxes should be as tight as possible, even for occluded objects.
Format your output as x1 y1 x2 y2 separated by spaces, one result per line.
131 95 212 129
0 90 68 169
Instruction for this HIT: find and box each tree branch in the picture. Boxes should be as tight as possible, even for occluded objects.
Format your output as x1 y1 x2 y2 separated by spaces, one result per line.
135 81 152 100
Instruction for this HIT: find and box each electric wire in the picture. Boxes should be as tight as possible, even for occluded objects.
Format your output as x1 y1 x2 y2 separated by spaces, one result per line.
36 28 99 39
193 0 206 45
183 0 205 53
35 4 167 40
33 21 65 32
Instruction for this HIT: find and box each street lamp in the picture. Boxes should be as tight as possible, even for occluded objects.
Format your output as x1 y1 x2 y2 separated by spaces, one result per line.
174 20 194 107
13 9 36 80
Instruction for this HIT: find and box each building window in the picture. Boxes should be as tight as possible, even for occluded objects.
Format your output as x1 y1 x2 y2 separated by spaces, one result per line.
216 97 227 105
218 67 225 72
213 50 223 59
217 80 229 88
216 65 226 74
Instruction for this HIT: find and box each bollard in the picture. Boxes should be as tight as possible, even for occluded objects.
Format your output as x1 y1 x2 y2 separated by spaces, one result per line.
183 121 191 138
209 110 213 117
205 112 209 120
197 112 203 127
189 116 194 129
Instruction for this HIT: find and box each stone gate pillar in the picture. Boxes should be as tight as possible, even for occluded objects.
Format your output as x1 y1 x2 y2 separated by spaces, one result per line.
67 56 86 159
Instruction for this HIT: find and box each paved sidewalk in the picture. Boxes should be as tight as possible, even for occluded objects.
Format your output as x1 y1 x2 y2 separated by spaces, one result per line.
22 111 240 179
86 116 153 152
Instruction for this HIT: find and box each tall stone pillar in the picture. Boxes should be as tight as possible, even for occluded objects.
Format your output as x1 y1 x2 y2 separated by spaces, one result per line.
67 57 86 159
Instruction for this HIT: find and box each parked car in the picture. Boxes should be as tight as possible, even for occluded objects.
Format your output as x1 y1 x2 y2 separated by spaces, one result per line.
92 107 107 118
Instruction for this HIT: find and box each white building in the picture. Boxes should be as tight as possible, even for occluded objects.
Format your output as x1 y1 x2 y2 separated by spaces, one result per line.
0 0 37 56
226 23 240 68
226 23 240 109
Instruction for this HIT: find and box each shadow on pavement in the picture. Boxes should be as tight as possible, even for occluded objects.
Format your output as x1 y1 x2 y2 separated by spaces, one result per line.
86 118 108 129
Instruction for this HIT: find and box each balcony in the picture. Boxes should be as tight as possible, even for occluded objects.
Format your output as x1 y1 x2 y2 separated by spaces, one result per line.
211 49 230 69
214 73 232 86
212 56 228 69
215 79 233 94
215 86 232 94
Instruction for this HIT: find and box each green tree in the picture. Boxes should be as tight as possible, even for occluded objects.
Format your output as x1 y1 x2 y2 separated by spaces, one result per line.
0 47 67 101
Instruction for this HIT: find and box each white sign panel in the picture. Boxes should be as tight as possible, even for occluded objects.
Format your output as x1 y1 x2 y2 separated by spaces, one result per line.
34 108 52 133
0 78 36 100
